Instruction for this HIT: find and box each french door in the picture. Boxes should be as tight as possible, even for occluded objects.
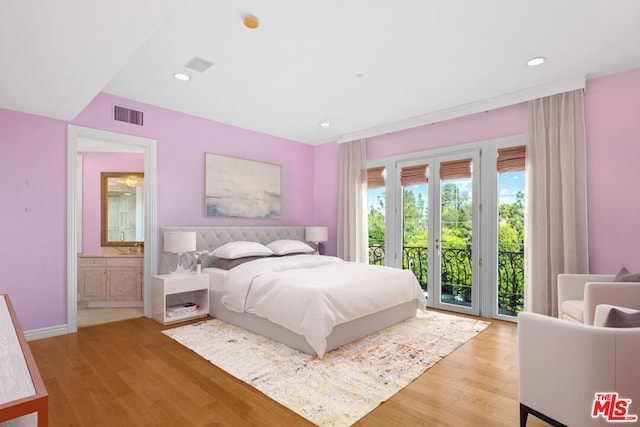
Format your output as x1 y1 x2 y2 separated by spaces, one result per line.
431 151 480 315
367 136 527 320
389 150 480 316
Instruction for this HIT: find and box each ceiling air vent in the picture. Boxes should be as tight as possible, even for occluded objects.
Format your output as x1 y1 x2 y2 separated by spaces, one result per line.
114 105 144 126
185 56 214 73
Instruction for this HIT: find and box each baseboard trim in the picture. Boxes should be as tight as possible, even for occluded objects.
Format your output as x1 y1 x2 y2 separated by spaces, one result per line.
25 324 71 341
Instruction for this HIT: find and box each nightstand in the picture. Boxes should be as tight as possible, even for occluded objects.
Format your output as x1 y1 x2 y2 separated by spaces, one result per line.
152 272 209 325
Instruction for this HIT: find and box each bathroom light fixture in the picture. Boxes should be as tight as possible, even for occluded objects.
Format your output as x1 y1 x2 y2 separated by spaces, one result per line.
116 177 144 187
319 122 331 128
173 72 191 81
526 57 546 67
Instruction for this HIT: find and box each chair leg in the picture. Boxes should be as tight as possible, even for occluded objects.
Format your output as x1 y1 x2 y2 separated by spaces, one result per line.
520 403 568 427
520 403 529 427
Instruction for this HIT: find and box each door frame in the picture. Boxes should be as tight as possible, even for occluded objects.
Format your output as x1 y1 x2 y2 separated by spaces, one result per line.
66 125 157 333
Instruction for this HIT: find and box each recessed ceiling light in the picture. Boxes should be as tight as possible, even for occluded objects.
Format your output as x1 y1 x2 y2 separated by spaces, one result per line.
526 57 546 67
173 72 190 81
319 122 331 128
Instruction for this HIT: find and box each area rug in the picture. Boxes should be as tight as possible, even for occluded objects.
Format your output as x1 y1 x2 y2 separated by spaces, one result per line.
163 310 489 426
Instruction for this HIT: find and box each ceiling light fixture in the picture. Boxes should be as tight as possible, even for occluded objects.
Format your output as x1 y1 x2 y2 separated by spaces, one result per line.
116 177 144 187
319 122 331 128
173 72 190 81
243 15 259 29
526 57 546 67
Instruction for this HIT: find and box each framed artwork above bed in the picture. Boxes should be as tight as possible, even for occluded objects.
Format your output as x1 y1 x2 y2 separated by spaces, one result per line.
205 153 281 218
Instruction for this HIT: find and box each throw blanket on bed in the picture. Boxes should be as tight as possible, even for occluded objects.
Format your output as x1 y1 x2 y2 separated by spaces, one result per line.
220 255 427 357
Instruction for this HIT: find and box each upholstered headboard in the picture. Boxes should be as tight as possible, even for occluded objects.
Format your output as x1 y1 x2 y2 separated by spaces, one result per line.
159 226 306 274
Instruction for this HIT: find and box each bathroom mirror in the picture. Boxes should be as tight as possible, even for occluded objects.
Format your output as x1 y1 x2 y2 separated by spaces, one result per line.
101 172 145 247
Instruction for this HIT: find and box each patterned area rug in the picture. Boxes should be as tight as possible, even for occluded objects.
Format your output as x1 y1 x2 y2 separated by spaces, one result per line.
163 310 489 426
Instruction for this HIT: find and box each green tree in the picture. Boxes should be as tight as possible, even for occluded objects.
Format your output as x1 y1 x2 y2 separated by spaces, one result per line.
441 182 472 244
498 191 524 251
402 187 428 246
368 192 385 246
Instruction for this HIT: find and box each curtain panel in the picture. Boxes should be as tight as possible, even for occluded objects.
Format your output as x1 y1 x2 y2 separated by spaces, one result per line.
337 139 368 262
525 89 589 317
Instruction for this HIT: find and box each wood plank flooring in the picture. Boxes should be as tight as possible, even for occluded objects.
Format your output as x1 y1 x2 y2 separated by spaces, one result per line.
28 312 549 426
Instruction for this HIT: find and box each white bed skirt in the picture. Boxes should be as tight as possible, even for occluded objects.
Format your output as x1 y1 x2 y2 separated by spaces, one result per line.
209 288 420 356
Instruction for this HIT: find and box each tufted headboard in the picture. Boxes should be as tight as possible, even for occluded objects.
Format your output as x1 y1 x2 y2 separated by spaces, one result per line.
159 226 306 274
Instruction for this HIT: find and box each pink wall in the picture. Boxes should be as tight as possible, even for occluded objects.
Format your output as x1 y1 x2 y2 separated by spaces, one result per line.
313 142 340 256
366 103 529 160
1 94 315 331
81 152 144 254
0 110 68 330
74 94 316 228
584 68 640 273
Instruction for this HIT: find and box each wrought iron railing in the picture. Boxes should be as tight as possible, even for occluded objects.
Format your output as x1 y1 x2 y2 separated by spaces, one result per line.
368 245 524 316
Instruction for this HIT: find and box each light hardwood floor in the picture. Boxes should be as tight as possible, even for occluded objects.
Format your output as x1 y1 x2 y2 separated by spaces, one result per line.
28 312 549 426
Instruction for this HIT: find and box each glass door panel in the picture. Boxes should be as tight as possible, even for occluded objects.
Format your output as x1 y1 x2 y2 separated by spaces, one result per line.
401 163 429 294
434 152 480 315
495 145 526 318
367 167 386 265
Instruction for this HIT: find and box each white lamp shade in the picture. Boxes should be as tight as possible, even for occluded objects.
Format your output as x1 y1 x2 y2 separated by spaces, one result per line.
305 226 328 242
164 231 196 254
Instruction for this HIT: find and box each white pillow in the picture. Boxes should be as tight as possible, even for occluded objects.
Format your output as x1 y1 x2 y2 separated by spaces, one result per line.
267 239 314 256
212 241 273 259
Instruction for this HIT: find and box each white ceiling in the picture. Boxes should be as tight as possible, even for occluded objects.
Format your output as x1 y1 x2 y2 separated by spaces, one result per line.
2 1 640 145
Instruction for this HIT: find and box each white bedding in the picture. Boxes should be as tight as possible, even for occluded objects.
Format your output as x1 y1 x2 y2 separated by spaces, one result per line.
218 255 427 357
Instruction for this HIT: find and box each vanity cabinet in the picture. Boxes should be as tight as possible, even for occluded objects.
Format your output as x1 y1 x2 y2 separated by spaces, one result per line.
79 255 143 306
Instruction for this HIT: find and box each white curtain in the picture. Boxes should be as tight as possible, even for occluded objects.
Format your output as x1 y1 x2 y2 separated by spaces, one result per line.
337 139 368 262
525 89 589 316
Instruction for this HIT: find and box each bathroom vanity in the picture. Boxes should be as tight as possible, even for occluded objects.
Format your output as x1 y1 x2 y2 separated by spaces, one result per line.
78 253 143 307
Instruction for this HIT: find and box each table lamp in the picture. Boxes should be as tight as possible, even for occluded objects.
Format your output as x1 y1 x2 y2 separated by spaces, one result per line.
164 231 197 274
305 226 328 255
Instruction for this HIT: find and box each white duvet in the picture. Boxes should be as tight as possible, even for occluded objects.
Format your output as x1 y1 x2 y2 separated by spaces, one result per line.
220 255 427 357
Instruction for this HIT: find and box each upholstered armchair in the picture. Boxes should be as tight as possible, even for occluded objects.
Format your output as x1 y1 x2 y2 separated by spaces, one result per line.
557 273 640 324
518 309 640 427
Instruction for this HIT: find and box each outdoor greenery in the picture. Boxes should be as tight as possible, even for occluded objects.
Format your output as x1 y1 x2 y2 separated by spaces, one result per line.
367 179 525 315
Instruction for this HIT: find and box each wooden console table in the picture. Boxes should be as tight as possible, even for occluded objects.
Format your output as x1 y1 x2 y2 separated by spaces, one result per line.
0 294 48 427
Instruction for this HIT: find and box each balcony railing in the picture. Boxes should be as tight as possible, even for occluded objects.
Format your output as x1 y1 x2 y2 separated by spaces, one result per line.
368 245 524 316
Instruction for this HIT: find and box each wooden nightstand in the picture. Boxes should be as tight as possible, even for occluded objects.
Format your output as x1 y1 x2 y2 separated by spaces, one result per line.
152 273 209 325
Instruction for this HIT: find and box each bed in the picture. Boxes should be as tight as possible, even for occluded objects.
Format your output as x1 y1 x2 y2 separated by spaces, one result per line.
159 226 427 357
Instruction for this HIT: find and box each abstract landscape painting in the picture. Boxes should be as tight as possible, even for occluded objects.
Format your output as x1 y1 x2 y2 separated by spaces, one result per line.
205 153 281 218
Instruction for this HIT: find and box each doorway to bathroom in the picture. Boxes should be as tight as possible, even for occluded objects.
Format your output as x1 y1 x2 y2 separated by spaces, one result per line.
67 125 157 332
